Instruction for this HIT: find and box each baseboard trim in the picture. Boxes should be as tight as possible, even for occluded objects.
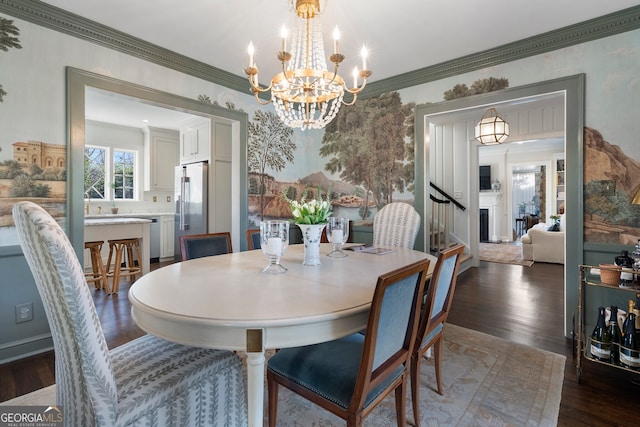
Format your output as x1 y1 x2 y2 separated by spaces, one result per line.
0 333 53 365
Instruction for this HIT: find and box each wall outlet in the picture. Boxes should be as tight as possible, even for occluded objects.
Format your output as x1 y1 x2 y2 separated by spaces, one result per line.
166 196 171 202
153 196 157 202
15 302 33 323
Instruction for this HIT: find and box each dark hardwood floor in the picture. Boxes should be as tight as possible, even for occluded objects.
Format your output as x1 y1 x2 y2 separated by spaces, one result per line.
2 260 640 425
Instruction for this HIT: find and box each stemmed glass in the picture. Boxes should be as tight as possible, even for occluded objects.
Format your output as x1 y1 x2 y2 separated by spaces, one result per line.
260 220 289 274
326 217 349 258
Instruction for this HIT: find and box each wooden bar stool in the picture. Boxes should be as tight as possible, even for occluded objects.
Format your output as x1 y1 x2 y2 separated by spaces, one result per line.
106 238 143 293
84 240 110 294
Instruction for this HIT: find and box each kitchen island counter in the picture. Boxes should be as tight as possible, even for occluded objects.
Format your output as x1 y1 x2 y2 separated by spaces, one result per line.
85 212 173 219
85 217 152 226
84 218 151 275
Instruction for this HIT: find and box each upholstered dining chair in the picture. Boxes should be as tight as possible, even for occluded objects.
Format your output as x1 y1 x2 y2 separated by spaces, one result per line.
12 202 248 427
246 228 261 250
267 257 430 427
179 231 232 260
410 243 465 425
373 202 421 249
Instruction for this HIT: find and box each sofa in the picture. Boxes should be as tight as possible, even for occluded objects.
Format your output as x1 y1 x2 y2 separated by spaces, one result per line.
520 215 565 264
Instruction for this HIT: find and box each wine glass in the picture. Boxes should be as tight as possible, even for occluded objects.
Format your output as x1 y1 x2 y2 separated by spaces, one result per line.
260 220 289 274
326 217 349 258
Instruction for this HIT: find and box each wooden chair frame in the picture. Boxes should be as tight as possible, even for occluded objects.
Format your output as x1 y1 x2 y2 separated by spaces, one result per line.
267 258 430 427
179 232 233 261
410 243 465 424
246 228 261 250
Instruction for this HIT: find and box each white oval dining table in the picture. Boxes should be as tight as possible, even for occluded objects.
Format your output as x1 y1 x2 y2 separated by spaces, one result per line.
129 243 435 427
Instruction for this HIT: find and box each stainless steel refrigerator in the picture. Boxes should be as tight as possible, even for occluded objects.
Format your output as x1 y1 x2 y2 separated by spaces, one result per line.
174 162 208 260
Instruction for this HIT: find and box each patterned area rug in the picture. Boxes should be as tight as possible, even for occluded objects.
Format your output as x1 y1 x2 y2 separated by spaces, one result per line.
479 242 534 267
4 325 565 426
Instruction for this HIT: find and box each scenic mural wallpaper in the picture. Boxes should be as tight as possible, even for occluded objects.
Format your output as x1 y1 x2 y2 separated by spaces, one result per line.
0 13 639 248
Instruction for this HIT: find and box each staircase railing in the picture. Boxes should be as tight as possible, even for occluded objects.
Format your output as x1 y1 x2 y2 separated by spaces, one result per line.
429 182 466 254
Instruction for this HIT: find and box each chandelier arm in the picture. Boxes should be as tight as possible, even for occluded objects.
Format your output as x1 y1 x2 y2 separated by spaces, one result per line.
323 62 341 86
341 93 358 106
280 61 296 86
253 91 273 106
343 79 368 95
248 78 274 94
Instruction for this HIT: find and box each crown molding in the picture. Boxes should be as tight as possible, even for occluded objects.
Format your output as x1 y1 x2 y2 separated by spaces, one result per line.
364 5 640 98
1 1 639 97
0 0 249 93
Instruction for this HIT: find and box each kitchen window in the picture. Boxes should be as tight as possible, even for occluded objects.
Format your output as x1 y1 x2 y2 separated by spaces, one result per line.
84 145 138 201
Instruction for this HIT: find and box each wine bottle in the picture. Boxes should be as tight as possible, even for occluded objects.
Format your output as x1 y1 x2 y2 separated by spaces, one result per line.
622 299 635 337
616 251 635 284
608 305 623 365
615 250 634 268
590 306 611 362
620 313 640 370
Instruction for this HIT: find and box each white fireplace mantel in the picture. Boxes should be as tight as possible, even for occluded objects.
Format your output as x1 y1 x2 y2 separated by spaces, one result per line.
479 191 506 242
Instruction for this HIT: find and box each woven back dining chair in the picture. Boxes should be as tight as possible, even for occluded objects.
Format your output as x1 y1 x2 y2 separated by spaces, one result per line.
266 257 430 427
179 231 232 260
373 202 421 249
410 243 465 425
12 201 247 427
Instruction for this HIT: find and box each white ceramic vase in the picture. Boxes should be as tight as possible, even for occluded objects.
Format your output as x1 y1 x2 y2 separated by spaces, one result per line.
297 223 326 266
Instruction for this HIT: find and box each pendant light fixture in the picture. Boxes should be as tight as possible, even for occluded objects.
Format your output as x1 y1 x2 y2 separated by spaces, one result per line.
244 0 371 131
475 108 509 145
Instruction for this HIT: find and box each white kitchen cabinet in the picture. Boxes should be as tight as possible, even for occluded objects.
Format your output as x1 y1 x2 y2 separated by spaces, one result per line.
180 117 210 164
160 215 174 259
144 127 179 191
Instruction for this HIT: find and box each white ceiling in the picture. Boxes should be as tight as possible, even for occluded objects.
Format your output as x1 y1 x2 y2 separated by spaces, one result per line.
42 0 637 82
85 87 199 130
53 0 636 128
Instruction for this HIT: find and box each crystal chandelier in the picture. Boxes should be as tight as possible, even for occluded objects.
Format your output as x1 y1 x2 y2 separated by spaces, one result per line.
474 108 510 145
244 0 371 131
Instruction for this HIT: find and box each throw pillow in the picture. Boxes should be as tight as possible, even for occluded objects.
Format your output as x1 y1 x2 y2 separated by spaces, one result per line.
547 223 560 232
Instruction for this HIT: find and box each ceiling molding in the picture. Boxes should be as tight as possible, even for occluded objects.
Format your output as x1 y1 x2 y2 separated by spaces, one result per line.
0 0 249 93
364 5 640 98
1 1 639 98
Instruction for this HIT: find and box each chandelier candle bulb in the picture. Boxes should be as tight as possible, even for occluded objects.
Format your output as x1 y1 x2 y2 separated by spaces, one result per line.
333 27 340 54
281 25 287 52
248 42 254 67
361 46 368 70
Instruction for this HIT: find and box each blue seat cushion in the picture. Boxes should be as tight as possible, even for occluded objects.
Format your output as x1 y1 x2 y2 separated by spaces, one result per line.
267 333 404 409
420 323 443 350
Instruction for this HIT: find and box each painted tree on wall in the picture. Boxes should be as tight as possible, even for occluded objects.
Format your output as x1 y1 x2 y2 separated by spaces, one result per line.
0 18 22 103
443 77 509 100
320 92 415 219
402 109 416 194
247 110 295 219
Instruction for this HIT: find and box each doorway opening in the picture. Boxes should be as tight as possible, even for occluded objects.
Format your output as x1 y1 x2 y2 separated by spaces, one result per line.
414 74 585 338
66 67 249 257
